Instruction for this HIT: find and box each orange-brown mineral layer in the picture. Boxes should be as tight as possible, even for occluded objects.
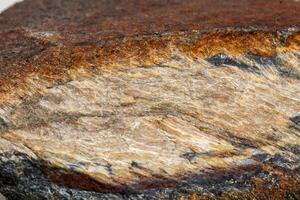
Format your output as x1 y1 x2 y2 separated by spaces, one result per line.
0 29 299 102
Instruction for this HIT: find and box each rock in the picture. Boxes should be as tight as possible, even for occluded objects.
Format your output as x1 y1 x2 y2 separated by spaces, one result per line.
0 193 6 200
0 0 300 199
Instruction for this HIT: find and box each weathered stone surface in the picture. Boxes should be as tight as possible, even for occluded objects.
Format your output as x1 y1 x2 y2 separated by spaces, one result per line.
0 0 300 199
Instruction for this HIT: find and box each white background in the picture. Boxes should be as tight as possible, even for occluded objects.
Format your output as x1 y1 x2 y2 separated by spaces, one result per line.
0 0 23 13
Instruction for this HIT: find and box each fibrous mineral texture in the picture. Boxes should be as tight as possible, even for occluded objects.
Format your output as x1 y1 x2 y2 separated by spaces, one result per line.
0 0 300 199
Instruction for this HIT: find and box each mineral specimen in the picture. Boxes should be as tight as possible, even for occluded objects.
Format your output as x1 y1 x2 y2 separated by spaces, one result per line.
0 0 300 199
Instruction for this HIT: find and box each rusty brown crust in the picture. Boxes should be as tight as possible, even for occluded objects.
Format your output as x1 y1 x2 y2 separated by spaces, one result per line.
1 0 300 40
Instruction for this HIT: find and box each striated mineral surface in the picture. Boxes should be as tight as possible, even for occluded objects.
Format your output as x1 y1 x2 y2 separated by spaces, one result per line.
0 0 300 199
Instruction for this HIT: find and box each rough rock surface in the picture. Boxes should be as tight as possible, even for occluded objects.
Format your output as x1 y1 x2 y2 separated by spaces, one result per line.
0 0 300 199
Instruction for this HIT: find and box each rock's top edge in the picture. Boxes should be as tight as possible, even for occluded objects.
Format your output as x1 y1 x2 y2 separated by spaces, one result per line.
1 0 300 42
